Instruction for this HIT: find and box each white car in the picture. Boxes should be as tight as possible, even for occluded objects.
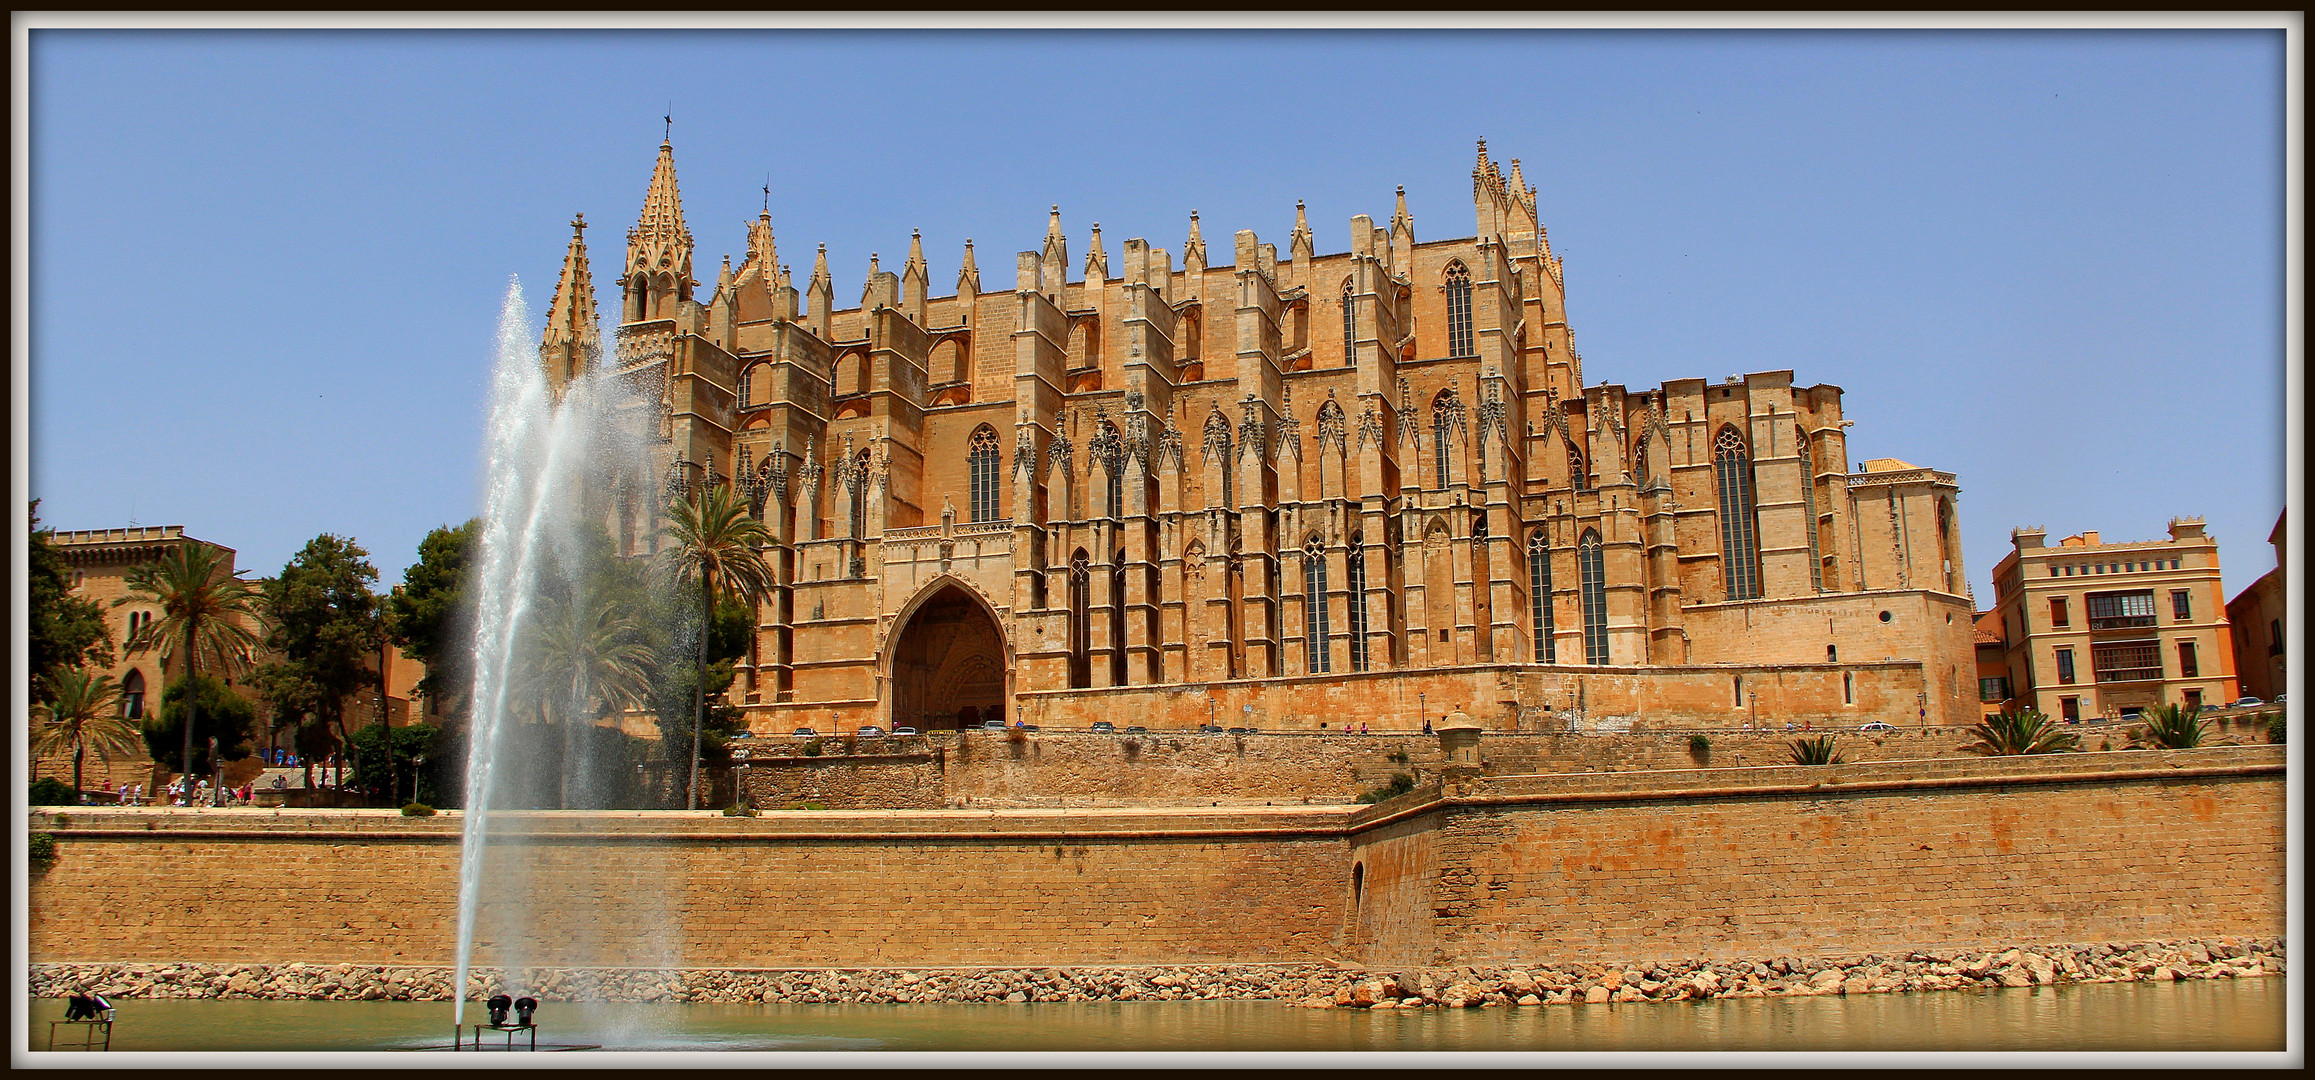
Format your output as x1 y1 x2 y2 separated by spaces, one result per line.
1858 721 1895 733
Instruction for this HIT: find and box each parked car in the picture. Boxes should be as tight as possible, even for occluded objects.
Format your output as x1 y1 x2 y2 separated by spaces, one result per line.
1199 724 1225 735
1858 721 1895 732
2230 697 2265 709
1226 727 1250 735
856 725 886 738
891 726 919 736
1089 721 1116 734
1124 725 1148 734
979 719 1008 730
791 727 817 738
729 730 755 740
2273 694 2288 705
1019 724 1040 732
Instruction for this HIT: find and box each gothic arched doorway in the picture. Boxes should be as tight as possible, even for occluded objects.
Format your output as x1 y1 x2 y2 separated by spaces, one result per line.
888 581 1009 730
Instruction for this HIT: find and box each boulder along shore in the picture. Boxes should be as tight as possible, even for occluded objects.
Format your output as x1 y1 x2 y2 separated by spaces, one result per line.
30 937 2285 1008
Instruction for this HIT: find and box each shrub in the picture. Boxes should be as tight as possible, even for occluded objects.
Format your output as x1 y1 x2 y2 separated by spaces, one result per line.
400 803 436 817
801 739 823 757
1788 735 1842 765
1355 773 1418 804
2267 712 2286 745
2133 704 2206 750
721 805 757 817
1961 710 2078 756
29 777 77 805
28 831 57 873
1386 749 1410 765
1688 734 1712 753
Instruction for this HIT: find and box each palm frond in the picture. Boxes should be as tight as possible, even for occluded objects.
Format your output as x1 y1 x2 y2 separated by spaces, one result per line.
116 544 264 678
1962 709 2079 755
2134 703 2206 749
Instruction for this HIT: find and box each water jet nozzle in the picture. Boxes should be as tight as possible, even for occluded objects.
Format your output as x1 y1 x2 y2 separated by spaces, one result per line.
486 993 512 1027
515 997 538 1027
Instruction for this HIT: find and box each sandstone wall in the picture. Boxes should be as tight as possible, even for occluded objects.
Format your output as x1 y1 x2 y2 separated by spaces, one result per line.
727 715 2276 810
1346 747 2288 968
28 747 2285 976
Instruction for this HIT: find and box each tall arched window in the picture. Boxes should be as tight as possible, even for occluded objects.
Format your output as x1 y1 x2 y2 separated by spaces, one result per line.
1444 262 1474 357
1110 550 1128 686
737 364 754 409
1303 538 1331 674
851 450 872 540
1068 550 1091 688
1528 531 1556 663
1341 278 1357 365
1432 390 1458 489
1714 426 1761 601
968 426 1001 522
1578 529 1608 665
1631 431 1652 486
1345 534 1370 672
120 668 146 720
1566 440 1590 492
1797 426 1824 592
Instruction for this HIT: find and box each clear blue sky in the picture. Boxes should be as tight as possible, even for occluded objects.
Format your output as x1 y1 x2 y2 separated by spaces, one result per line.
22 28 2292 601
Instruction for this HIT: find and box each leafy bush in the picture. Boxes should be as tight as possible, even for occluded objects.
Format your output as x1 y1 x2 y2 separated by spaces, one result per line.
1788 735 1842 765
722 805 758 817
2133 704 2207 749
400 803 436 817
28 832 57 873
2266 712 2286 745
1961 710 2079 755
1689 734 1712 753
29 777 77 805
1355 773 1418 804
800 739 823 757
1386 750 1410 765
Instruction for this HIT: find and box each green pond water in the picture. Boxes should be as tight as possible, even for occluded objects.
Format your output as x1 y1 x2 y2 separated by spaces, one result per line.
24 977 2289 1056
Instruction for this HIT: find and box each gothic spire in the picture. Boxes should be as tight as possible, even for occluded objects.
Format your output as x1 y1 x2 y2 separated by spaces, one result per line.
1183 209 1206 274
540 213 599 396
1085 222 1107 282
1290 199 1313 261
746 209 777 274
623 138 696 318
957 237 981 296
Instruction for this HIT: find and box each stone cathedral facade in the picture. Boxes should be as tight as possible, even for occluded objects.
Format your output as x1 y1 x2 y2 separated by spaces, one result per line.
541 138 1978 733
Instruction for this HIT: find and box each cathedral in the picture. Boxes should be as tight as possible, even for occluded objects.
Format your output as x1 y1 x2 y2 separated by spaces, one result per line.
540 138 1978 734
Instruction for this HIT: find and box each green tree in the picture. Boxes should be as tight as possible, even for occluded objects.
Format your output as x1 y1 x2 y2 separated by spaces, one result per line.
27 501 116 704
257 535 387 798
658 484 775 810
1960 709 2080 756
520 590 655 808
2134 703 2207 750
32 668 143 797
386 519 480 721
117 542 262 805
346 721 443 805
143 674 258 778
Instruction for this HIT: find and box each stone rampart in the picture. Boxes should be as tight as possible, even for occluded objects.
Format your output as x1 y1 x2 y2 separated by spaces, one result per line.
28 747 2285 979
730 716 2276 809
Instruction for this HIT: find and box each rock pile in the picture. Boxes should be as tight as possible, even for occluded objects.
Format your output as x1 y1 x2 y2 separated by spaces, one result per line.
28 938 2284 1008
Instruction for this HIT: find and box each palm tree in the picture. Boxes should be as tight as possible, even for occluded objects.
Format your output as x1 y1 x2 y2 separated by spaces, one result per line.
117 544 262 805
1961 709 2080 756
659 482 776 809
1788 734 1843 765
2135 703 2207 750
32 668 141 798
520 590 655 807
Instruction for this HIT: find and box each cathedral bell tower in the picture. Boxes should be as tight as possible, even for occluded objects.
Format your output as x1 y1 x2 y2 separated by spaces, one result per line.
621 138 696 324
539 213 598 402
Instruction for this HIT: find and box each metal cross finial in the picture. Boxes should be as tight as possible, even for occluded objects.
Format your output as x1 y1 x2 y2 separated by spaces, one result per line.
663 108 672 142
763 174 771 216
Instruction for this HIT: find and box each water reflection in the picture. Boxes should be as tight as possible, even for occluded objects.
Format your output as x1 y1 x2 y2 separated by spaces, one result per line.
23 978 2285 1054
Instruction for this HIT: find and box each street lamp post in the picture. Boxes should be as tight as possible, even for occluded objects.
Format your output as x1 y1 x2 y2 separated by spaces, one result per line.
207 736 221 807
1419 692 1426 732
